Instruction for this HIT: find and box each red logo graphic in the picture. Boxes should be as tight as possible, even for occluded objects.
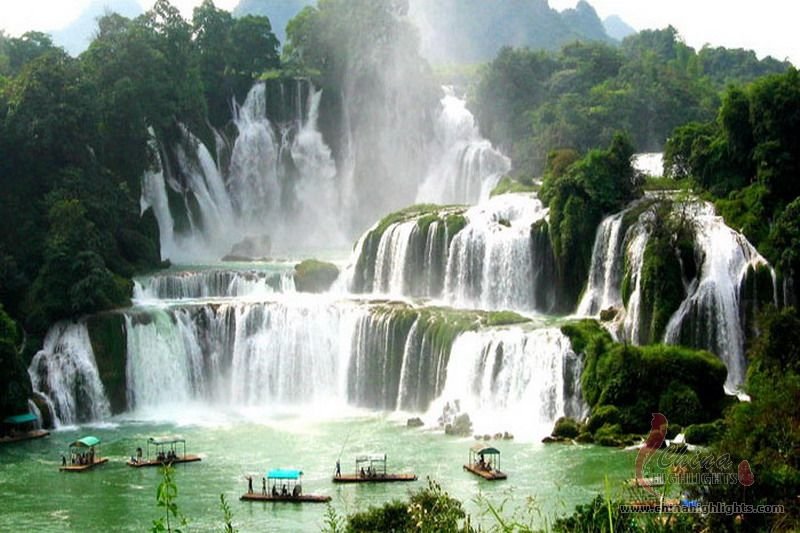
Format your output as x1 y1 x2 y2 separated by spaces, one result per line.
738 460 755 486
635 412 668 495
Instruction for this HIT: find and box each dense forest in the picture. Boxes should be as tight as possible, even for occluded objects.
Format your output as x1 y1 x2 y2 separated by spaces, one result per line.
0 0 282 415
1 0 799 529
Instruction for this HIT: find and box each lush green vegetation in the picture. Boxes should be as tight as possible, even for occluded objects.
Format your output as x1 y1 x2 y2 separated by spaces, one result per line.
0 304 31 419
561 319 728 441
0 1 287 418
540 134 641 309
471 27 790 179
663 68 800 303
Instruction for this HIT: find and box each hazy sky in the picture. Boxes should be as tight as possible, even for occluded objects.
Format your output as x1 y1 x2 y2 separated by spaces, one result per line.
1 0 798 65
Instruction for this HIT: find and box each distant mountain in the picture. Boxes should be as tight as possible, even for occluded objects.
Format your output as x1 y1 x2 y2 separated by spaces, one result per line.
233 0 313 45
51 0 142 56
603 14 637 42
409 0 616 64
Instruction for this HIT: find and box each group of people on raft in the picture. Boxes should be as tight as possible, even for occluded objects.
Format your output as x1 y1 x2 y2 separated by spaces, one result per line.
246 476 302 497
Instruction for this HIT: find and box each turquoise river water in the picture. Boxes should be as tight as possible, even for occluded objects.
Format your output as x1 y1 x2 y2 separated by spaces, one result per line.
0 411 634 532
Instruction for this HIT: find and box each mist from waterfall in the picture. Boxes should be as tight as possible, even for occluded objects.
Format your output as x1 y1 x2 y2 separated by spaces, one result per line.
417 87 511 204
140 81 344 262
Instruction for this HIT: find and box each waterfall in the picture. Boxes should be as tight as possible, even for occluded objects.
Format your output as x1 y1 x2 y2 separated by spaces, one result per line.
133 269 295 301
347 193 555 312
663 202 772 390
140 80 343 261
28 322 111 426
417 87 511 204
427 327 584 440
122 301 364 414
445 194 550 311
576 211 627 316
579 199 774 390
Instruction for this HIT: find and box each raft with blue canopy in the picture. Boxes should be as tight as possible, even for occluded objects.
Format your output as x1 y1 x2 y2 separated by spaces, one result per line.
240 467 330 503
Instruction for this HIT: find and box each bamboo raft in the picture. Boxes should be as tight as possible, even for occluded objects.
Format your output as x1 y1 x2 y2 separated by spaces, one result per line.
463 464 507 480
60 458 109 472
127 455 202 468
333 473 417 483
240 492 331 503
0 429 49 444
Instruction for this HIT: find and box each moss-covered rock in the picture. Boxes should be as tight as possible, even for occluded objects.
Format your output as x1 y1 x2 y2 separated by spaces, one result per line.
684 420 725 445
490 176 538 197
293 259 340 293
595 423 625 447
552 416 580 439
587 405 621 434
87 312 128 414
562 319 728 434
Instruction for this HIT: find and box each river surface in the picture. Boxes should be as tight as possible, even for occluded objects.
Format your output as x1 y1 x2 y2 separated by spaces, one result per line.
0 413 633 532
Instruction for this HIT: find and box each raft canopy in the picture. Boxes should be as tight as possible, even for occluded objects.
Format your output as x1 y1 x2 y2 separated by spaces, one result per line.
71 436 101 448
470 444 501 455
267 468 303 480
149 436 185 445
355 453 386 463
3 413 38 424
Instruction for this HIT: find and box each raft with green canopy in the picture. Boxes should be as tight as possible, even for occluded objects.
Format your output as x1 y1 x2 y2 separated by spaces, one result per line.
127 435 202 468
240 468 330 503
463 443 507 480
0 413 49 444
333 453 417 483
60 435 108 472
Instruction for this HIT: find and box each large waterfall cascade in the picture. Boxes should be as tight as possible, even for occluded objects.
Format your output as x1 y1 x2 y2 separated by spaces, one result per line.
577 199 774 389
347 193 555 313
39 76 760 442
28 322 111 426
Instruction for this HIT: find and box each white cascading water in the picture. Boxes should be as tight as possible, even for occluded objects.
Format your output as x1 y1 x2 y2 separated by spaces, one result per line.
427 327 584 440
576 211 627 316
445 193 549 311
578 199 773 390
27 322 111 426
664 202 772 390
140 81 343 262
132 269 295 301
347 193 552 312
417 87 511 204
632 152 664 178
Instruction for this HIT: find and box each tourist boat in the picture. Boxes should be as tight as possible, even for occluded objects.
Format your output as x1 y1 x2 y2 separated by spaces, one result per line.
127 436 202 467
332 453 417 483
463 444 507 480
60 436 108 471
240 468 331 503
0 413 49 444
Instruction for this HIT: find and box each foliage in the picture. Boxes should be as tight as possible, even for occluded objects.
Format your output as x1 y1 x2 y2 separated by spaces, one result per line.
472 27 789 182
663 69 800 300
218 493 236 533
552 416 580 439
562 319 728 433
151 465 187 533
490 176 538 197
540 133 640 309
0 0 283 346
696 306 800 531
343 478 469 532
0 305 31 420
635 202 693 344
